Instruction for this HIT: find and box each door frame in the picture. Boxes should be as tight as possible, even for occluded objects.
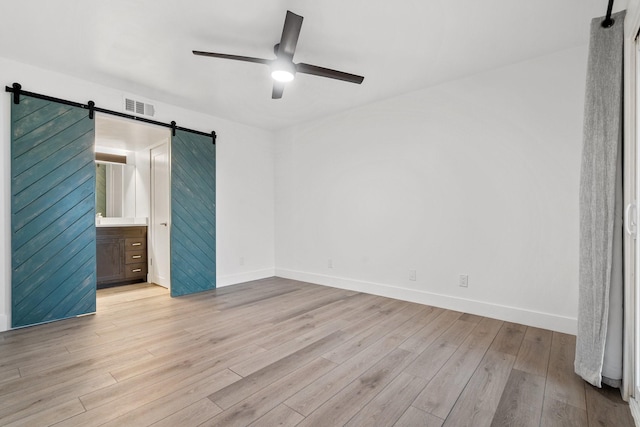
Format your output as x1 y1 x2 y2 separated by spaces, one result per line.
624 0 640 412
149 140 171 289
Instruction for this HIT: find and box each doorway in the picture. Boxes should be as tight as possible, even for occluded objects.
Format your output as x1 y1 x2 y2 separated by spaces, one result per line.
150 143 171 288
95 114 171 294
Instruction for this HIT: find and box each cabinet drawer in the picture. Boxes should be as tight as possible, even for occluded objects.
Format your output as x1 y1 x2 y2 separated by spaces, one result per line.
125 262 147 278
125 238 146 250
125 250 146 265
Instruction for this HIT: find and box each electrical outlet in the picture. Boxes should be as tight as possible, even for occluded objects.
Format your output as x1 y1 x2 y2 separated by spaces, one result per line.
328 259 333 269
409 269 416 281
459 274 468 287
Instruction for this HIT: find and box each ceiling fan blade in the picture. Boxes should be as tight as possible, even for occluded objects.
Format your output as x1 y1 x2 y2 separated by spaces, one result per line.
277 11 303 58
192 51 271 65
296 63 364 84
272 82 285 99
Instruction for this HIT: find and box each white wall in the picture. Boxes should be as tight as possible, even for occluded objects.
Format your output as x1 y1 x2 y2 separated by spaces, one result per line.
133 148 151 219
275 46 587 334
0 57 276 331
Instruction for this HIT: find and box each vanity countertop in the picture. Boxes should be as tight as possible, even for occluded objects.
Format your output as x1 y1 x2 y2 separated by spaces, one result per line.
96 217 148 227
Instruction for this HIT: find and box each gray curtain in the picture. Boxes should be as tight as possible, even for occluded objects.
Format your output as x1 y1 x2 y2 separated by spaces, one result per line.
575 10 625 388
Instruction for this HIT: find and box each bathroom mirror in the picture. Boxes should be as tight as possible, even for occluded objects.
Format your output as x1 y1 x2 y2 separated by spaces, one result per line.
95 162 136 217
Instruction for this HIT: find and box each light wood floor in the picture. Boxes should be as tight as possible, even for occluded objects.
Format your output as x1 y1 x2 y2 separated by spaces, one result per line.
0 277 634 426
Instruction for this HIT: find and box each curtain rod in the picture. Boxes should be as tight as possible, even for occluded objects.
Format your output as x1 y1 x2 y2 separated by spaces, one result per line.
602 0 615 28
5 83 216 144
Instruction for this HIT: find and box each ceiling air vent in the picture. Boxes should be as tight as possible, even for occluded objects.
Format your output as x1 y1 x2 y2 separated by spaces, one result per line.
123 97 155 117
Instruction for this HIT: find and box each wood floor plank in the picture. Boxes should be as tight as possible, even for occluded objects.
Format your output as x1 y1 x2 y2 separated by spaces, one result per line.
345 372 428 426
540 396 587 427
99 369 236 427
411 318 503 419
395 406 444 427
399 309 462 354
208 331 345 409
296 348 416 427
544 332 586 410
442 350 515 427
0 318 108 348
79 343 265 411
150 399 222 427
321 303 426 364
459 313 483 322
490 369 545 427
247 404 305 427
340 296 406 325
0 331 91 359
584 384 635 427
395 306 446 340
4 398 85 427
204 357 336 426
403 317 482 383
229 321 346 377
403 341 457 380
180 287 342 338
0 367 20 384
514 327 552 377
268 289 360 324
210 287 299 310
64 327 187 355
143 313 275 358
320 299 404 351
285 332 409 416
0 343 71 373
109 335 261 382
18 347 153 378
58 369 240 427
490 322 527 356
253 296 365 351
432 316 482 347
0 349 153 402
0 373 116 425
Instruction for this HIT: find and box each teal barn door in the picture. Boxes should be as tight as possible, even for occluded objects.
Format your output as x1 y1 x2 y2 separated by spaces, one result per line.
170 130 216 296
11 95 96 328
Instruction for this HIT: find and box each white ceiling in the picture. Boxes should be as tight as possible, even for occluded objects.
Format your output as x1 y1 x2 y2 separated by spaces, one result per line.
0 0 628 131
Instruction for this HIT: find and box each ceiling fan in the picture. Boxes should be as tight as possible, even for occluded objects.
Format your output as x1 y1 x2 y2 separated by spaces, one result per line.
193 10 365 99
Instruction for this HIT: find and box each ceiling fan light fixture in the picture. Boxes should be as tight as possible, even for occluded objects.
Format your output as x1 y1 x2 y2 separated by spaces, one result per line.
271 69 295 82
271 61 296 82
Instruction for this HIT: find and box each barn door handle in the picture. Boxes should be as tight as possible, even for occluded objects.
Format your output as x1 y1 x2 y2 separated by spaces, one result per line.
625 202 637 236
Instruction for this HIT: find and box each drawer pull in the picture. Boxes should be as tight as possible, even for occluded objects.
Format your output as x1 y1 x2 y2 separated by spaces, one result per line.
131 242 142 246
131 255 142 259
131 268 142 273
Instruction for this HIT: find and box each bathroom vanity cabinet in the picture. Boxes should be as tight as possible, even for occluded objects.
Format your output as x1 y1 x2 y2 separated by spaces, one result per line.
96 226 147 288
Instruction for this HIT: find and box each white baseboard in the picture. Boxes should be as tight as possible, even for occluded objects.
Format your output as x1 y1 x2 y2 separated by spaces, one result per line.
217 268 275 288
631 397 640 427
275 268 577 335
